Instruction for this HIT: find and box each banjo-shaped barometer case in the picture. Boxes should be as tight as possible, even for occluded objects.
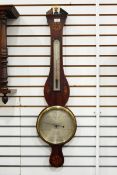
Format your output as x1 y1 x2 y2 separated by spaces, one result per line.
36 7 77 168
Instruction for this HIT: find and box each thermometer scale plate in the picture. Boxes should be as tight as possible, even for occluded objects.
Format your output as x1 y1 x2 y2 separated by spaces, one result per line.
53 39 60 91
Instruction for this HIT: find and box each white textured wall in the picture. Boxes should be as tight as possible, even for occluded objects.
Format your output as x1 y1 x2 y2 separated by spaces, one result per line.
0 0 117 175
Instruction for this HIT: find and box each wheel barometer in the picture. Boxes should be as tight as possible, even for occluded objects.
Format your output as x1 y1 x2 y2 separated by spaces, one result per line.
36 7 77 167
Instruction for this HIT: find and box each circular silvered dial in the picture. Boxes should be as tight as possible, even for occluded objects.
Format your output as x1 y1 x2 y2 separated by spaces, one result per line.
36 106 77 145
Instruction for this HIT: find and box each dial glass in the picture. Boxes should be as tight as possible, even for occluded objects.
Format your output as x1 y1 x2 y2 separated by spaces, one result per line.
36 106 77 145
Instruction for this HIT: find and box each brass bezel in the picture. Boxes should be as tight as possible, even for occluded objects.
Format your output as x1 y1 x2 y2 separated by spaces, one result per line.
36 106 77 145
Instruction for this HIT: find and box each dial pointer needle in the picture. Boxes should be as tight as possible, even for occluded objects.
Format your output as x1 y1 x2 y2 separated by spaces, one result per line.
44 121 64 128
